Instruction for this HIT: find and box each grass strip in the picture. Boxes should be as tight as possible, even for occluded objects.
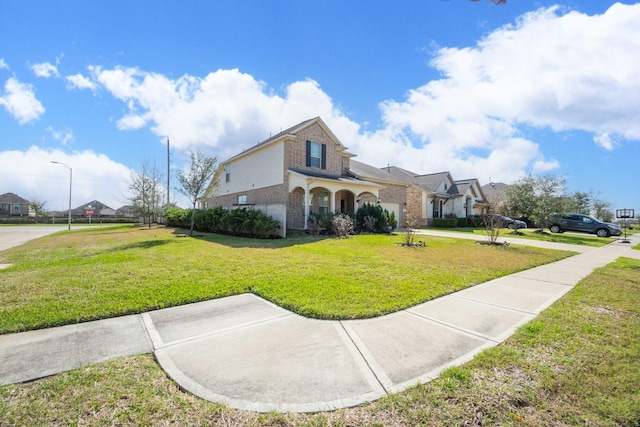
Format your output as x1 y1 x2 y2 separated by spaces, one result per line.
427 227 620 247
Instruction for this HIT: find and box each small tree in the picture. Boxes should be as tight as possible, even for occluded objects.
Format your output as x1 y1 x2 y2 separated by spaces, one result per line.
128 161 165 229
569 191 592 215
401 213 423 247
176 148 219 236
592 194 613 222
482 212 505 244
29 198 47 224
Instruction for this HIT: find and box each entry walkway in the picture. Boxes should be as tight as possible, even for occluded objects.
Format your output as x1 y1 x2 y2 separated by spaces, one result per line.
1 232 638 412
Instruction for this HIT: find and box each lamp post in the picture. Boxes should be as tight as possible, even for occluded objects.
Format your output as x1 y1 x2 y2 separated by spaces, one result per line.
51 161 72 230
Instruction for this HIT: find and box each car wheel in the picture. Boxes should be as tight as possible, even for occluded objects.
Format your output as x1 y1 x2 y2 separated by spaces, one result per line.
596 228 610 238
507 223 515 229
549 225 562 233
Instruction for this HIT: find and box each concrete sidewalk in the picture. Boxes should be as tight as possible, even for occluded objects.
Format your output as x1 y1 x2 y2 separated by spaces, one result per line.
1 233 638 413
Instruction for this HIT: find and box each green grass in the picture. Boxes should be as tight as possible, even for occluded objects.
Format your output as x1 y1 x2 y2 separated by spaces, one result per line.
0 225 574 334
428 227 617 246
1 257 637 426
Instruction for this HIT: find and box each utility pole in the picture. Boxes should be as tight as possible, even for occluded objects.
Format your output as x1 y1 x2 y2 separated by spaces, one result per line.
167 138 170 207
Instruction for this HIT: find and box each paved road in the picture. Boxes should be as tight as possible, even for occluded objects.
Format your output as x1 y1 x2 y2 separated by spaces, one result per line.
1 228 639 413
0 225 68 253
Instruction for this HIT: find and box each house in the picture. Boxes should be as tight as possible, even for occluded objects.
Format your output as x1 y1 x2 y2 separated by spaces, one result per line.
481 182 508 205
115 205 140 218
202 117 489 235
348 162 490 225
69 200 117 218
0 193 34 217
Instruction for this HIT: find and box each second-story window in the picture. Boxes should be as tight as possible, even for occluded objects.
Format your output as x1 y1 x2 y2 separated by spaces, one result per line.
225 165 231 183
306 141 326 169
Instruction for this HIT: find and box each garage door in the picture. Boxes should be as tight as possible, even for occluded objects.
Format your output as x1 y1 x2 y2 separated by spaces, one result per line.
380 203 400 226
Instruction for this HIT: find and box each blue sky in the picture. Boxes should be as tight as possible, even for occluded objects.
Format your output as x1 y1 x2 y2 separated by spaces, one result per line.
1 1 639 216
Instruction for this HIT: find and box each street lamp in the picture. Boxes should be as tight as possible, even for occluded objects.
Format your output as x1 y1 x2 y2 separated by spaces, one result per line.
51 161 72 230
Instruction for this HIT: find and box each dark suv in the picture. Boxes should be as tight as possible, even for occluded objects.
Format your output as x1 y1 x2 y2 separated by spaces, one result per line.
548 213 622 237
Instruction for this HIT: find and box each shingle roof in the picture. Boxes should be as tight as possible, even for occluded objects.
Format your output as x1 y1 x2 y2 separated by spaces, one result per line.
0 192 31 204
481 182 508 202
288 168 381 188
223 116 352 164
71 200 114 215
412 172 452 193
347 160 409 184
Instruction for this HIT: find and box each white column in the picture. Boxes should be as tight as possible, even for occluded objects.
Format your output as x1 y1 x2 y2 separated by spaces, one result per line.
304 187 310 229
329 190 335 214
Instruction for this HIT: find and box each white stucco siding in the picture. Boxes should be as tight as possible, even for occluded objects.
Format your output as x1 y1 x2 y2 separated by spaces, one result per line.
218 142 284 194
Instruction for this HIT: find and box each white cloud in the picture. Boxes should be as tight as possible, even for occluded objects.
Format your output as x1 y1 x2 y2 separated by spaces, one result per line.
88 66 351 160
593 133 616 151
0 58 9 70
46 126 74 146
66 73 97 92
31 62 59 78
0 77 45 124
374 2 640 182
0 147 133 211
75 3 640 188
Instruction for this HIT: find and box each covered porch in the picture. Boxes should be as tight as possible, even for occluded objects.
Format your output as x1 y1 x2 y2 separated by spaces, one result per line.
287 169 383 229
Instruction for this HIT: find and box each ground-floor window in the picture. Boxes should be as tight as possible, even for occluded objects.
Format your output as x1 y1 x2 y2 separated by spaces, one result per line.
318 191 329 214
433 199 442 218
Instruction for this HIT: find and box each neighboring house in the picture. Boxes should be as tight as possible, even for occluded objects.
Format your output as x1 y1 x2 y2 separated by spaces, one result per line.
348 162 489 225
0 193 34 217
481 182 508 205
115 205 140 218
70 200 117 218
202 117 490 234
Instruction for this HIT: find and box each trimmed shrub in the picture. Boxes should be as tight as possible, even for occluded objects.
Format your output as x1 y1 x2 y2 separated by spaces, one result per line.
455 216 483 227
165 207 280 238
355 203 397 233
432 218 458 228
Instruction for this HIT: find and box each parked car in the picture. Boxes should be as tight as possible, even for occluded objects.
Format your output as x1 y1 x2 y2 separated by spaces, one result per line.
487 214 527 230
548 213 622 237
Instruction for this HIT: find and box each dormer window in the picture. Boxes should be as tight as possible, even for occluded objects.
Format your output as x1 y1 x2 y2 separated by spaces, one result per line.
444 183 448 191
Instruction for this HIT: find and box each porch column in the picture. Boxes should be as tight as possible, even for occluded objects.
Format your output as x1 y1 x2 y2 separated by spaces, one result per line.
304 186 310 229
329 190 335 214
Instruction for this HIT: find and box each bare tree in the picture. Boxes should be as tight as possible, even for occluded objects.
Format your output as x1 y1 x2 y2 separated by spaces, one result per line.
129 161 165 229
29 198 47 224
592 194 613 222
176 148 220 236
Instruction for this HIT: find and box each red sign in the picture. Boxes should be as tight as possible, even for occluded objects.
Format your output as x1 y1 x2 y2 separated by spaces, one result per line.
86 209 94 216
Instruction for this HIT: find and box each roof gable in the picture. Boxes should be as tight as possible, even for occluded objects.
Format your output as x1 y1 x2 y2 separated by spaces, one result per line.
0 192 31 204
412 171 453 193
223 117 348 164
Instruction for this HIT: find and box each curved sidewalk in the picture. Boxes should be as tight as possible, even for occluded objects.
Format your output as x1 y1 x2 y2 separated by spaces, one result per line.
1 233 639 413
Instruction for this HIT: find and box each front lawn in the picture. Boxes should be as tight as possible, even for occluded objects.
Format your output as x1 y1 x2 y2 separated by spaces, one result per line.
0 225 574 334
